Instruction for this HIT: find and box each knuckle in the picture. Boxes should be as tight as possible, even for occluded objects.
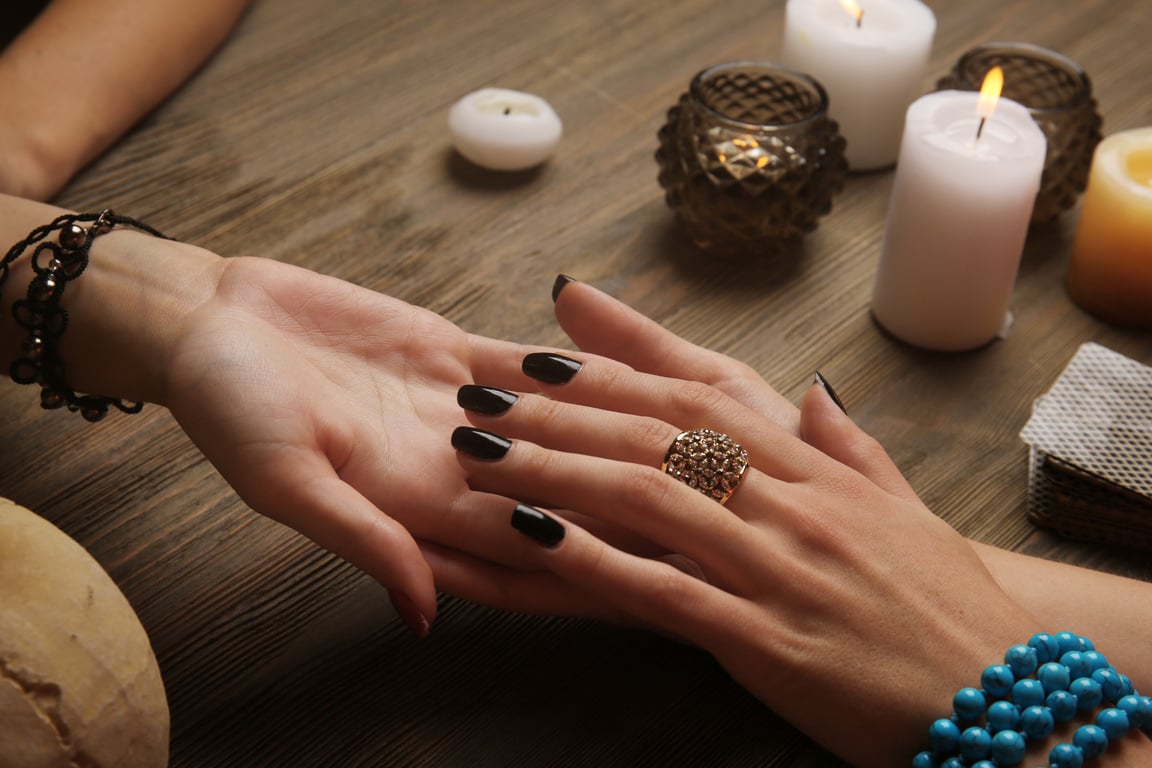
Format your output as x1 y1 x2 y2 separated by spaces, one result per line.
667 380 730 423
625 463 682 513
513 440 558 478
590 362 631 391
527 393 568 431
644 565 697 612
621 416 679 455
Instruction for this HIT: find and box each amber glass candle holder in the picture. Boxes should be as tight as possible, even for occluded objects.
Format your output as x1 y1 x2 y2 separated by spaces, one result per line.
656 62 847 254
936 43 1101 223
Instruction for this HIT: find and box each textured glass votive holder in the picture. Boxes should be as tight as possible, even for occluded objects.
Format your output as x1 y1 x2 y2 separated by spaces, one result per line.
936 42 1101 223
656 62 847 254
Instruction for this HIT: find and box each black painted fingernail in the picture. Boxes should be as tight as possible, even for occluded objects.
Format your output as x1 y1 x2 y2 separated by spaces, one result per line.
522 352 583 384
457 385 519 415
814 371 847 414
451 426 512 459
552 274 577 302
511 504 565 548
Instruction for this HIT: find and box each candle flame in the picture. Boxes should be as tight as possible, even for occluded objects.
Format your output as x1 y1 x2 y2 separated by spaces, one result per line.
839 0 864 26
977 66 1004 119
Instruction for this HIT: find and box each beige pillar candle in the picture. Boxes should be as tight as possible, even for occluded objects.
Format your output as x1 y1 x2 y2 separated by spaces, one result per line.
1066 127 1152 329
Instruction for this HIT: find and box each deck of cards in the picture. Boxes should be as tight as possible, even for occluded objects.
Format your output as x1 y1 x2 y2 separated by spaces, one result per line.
1020 343 1152 550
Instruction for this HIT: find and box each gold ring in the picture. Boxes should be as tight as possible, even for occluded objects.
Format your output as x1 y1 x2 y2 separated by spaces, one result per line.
660 428 749 505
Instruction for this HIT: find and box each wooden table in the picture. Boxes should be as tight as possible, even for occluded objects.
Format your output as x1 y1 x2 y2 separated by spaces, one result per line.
3 0 1150 765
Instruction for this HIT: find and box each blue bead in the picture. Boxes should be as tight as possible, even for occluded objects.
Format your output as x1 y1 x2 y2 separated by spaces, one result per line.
928 718 961 753
1005 644 1038 677
1047 690 1079 722
911 751 938 768
1060 651 1092 680
1139 696 1152 728
939 758 965 768
1080 636 1095 651
1049 743 1085 768
953 687 986 721
1070 677 1103 711
1012 678 1046 707
1019 705 1055 739
970 762 996 768
990 729 1026 765
1055 632 1083 656
1092 668 1125 702
1073 723 1109 759
1037 661 1071 693
987 700 1020 732
1117 673 1134 698
982 664 1015 697
959 726 992 760
1117 695 1142 726
1081 650 1108 672
1028 633 1061 664
1096 708 1130 740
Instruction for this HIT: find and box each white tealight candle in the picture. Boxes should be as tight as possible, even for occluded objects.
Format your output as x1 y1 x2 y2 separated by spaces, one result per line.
448 88 562 172
872 88 1047 351
781 0 936 170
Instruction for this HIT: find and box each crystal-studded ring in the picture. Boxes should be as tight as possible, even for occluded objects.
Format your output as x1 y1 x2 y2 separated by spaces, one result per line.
660 428 749 506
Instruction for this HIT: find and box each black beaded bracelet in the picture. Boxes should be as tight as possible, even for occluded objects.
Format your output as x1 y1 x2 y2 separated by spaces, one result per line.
1 209 171 422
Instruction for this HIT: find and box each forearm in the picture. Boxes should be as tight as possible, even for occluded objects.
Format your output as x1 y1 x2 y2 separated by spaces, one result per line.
974 541 1152 692
0 193 225 405
0 0 251 199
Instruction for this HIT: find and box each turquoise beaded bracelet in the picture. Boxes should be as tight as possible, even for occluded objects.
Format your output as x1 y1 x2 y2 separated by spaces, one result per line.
913 633 1152 768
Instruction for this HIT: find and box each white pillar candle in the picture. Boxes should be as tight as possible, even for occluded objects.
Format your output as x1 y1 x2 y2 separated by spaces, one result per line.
872 90 1047 351
781 0 936 170
448 88 562 172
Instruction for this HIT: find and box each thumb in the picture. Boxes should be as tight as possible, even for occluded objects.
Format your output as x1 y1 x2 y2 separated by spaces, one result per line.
243 457 437 637
800 373 918 501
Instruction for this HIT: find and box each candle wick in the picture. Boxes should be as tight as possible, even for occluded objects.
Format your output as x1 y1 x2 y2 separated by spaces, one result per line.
855 9 863 28
976 116 987 142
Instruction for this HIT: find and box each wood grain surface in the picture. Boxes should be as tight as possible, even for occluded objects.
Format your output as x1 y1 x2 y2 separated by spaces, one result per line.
3 0 1151 765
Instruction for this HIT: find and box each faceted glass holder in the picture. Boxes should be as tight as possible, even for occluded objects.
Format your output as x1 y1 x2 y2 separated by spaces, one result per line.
936 43 1102 223
656 62 847 254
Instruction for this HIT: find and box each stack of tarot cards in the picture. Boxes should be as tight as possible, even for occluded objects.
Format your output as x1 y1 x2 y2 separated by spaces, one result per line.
1020 343 1152 551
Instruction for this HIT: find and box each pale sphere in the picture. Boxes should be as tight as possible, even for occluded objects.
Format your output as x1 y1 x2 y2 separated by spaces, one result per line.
449 87 562 171
0 497 168 768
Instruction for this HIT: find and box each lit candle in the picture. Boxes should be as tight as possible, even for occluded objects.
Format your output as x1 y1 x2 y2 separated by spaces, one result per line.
448 88 562 171
780 0 936 171
1065 127 1152 329
872 71 1047 351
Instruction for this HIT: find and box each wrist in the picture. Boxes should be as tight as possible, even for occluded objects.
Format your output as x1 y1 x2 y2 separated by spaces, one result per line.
1 198 225 411
55 231 226 406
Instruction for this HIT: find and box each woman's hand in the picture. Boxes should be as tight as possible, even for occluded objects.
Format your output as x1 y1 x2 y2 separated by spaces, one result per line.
450 351 1044 766
543 278 1152 694
156 257 604 631
155 263 730 630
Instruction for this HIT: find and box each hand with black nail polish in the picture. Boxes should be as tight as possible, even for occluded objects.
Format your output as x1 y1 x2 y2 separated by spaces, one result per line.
460 358 1068 768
